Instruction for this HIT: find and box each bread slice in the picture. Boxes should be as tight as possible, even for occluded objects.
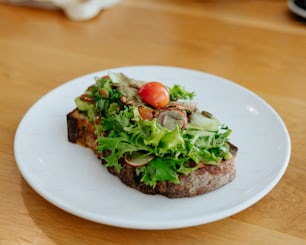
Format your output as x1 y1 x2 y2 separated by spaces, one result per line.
67 108 238 198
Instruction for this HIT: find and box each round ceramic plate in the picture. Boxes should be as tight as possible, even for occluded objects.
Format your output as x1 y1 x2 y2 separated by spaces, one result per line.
14 66 291 229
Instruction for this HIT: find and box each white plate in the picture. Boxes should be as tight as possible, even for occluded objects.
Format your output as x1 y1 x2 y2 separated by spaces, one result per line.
14 66 291 230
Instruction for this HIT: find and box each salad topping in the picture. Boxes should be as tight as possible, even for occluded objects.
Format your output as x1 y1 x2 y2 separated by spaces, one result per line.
75 72 232 187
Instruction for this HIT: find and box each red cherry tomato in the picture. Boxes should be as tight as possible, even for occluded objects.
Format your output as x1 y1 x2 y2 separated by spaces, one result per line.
138 106 154 120
138 82 170 108
102 75 110 79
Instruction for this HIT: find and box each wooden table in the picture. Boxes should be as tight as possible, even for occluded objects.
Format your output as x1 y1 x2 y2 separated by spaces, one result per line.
1 0 305 244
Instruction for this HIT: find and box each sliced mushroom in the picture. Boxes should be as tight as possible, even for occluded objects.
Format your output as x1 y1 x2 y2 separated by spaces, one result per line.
166 101 197 112
110 72 144 88
117 86 142 106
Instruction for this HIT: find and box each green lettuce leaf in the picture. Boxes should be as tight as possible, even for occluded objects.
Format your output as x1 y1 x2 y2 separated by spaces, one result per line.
169 84 195 101
136 157 193 187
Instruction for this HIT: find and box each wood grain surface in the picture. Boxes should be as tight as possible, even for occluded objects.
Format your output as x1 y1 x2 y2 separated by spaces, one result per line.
0 0 305 244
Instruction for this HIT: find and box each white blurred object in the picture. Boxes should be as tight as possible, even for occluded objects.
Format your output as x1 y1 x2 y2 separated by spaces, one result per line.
0 0 121 20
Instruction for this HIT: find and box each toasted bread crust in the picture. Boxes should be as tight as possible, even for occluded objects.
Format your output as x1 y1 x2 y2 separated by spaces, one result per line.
67 109 237 198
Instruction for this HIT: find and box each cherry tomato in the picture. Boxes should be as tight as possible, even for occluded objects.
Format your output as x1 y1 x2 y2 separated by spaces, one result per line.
138 106 154 121
138 82 170 108
102 75 110 79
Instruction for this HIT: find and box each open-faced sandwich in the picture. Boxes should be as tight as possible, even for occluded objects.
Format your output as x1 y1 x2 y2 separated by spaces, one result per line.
67 72 238 198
